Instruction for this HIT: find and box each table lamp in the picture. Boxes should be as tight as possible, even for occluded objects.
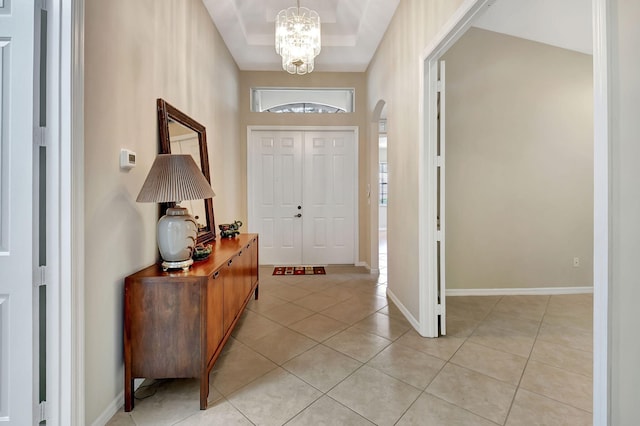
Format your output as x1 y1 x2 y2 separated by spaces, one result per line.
136 154 216 271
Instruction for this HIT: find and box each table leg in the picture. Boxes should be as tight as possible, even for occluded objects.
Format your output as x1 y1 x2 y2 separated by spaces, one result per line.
124 371 134 412
200 372 209 410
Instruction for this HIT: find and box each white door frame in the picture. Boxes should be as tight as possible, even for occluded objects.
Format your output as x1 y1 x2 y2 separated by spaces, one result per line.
591 0 610 423
418 0 609 422
418 0 490 338
46 0 85 424
247 125 359 266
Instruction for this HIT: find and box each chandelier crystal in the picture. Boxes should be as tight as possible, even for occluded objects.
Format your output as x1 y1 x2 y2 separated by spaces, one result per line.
275 1 321 75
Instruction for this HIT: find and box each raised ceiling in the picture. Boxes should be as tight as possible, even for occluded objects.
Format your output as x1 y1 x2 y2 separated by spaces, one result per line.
203 0 401 72
473 0 592 55
204 0 592 74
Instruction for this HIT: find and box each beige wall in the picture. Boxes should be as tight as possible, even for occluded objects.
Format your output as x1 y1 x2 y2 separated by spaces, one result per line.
366 0 465 317
366 0 640 420
84 0 240 423
239 71 370 265
610 0 640 421
443 28 593 290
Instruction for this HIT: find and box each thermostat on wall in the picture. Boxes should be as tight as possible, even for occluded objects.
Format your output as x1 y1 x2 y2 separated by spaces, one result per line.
120 149 137 170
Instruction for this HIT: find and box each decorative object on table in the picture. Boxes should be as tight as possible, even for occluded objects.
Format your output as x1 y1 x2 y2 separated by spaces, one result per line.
136 154 216 271
275 0 321 75
273 266 326 276
192 244 212 261
219 220 243 238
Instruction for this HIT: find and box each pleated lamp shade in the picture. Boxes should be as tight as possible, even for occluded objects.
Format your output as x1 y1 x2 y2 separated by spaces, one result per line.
136 154 215 203
136 154 216 271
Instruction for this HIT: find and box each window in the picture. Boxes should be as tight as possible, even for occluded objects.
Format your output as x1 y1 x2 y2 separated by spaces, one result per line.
379 162 388 206
251 87 354 113
265 103 345 113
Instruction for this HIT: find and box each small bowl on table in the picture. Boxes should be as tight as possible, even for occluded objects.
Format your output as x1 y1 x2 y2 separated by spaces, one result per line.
192 244 212 262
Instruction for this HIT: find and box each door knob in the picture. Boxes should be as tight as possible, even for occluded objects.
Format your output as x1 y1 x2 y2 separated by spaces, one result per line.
297 205 302 210
295 213 302 218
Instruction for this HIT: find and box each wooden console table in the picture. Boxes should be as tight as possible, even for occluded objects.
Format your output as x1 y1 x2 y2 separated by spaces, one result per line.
123 234 259 411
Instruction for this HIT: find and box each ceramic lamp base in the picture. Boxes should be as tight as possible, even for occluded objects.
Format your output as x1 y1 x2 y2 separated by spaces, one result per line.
157 206 198 268
161 258 194 272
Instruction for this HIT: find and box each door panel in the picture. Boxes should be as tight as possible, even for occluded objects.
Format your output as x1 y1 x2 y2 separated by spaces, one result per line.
312 218 326 246
303 132 356 264
334 218 346 246
260 218 275 249
0 1 36 423
250 132 303 265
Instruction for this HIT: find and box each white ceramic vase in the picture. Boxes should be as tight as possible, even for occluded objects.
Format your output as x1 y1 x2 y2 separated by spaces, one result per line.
157 207 198 269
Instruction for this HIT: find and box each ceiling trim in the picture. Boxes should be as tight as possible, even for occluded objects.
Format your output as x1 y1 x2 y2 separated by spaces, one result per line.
203 0 400 72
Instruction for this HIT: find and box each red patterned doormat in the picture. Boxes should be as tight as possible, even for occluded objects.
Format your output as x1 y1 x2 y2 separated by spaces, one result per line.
273 266 326 276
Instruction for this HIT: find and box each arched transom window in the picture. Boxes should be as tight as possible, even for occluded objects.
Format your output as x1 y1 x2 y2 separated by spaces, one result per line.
251 88 355 113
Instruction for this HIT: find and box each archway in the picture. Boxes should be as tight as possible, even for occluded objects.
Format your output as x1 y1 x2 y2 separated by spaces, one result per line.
370 99 387 274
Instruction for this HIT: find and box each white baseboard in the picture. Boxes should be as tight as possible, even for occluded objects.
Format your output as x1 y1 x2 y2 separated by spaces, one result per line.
446 286 594 296
91 379 143 426
386 288 421 331
354 261 381 274
91 391 123 426
355 261 370 270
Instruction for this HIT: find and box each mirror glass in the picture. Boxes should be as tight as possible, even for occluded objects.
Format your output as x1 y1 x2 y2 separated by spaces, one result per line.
167 119 208 232
157 98 216 243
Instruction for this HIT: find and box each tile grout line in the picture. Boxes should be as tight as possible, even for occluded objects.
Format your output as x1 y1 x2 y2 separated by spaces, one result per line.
500 294 551 424
116 277 592 425
224 274 395 424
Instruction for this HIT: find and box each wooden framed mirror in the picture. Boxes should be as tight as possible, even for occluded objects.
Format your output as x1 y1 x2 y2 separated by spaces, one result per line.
157 98 216 243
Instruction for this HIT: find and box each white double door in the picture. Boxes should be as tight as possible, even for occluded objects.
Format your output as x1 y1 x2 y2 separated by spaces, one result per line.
249 129 357 265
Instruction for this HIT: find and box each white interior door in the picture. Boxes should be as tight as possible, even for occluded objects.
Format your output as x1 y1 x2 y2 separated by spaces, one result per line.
303 131 356 264
249 129 356 265
250 131 303 265
0 1 37 423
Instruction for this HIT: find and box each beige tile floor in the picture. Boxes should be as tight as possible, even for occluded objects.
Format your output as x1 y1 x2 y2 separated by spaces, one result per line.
108 265 592 426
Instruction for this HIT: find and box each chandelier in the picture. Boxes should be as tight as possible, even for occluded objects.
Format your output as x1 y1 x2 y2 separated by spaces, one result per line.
275 0 321 75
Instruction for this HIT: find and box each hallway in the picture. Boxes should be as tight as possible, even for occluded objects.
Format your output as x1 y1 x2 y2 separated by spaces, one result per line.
379 229 387 278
